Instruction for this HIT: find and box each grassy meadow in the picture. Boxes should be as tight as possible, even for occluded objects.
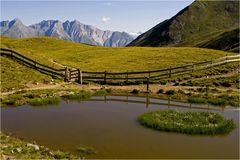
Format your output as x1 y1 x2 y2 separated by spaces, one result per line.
0 56 55 92
0 36 239 107
0 37 235 72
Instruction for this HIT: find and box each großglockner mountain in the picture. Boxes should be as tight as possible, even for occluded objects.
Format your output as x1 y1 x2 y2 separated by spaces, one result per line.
128 0 239 52
0 18 134 47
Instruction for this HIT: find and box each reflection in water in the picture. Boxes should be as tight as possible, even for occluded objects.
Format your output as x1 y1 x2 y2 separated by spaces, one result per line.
93 94 226 112
1 95 239 159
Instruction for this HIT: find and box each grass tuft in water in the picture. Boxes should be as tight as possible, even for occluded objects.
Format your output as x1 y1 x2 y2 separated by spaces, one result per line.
94 88 112 95
188 97 207 104
76 146 96 155
187 94 239 107
28 97 60 106
138 110 235 135
61 90 91 101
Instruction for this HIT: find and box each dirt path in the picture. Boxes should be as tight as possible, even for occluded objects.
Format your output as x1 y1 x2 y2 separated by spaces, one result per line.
0 83 66 96
1 70 239 96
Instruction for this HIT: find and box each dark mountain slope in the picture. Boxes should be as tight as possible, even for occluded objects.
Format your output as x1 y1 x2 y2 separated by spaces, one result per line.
197 28 239 53
128 0 239 52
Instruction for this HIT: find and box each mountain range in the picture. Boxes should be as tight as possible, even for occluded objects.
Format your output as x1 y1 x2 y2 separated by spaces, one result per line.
128 0 239 53
0 18 134 47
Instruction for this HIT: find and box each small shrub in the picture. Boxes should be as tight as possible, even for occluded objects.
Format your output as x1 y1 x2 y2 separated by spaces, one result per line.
173 82 179 86
180 82 186 86
220 82 231 87
185 81 193 86
131 89 140 94
105 88 112 93
197 88 205 92
95 89 108 95
76 146 96 155
177 90 185 95
213 82 220 86
2 99 15 106
53 150 71 159
157 89 164 94
159 80 167 85
165 90 175 95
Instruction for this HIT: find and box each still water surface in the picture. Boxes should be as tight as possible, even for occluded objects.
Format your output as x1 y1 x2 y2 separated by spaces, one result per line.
1 95 239 159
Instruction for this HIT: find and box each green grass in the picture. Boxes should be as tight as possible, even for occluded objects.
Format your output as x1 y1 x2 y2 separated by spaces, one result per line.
1 37 234 72
187 97 207 104
188 94 239 107
28 97 61 106
1 37 238 92
0 89 92 107
61 90 92 101
0 56 54 92
76 146 96 155
0 132 77 159
138 110 235 135
188 74 239 89
94 88 112 95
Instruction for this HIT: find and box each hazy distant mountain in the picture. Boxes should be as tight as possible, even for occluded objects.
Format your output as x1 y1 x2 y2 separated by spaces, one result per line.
128 1 239 52
0 18 134 47
0 18 37 38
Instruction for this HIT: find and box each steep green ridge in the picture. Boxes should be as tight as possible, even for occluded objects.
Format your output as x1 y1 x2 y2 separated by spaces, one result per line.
0 37 232 72
128 1 239 52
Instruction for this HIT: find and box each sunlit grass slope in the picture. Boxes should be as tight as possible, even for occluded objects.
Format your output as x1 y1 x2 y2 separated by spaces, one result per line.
0 56 53 92
0 37 234 72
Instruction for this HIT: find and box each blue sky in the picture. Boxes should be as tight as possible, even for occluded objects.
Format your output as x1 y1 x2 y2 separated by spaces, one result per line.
1 0 194 33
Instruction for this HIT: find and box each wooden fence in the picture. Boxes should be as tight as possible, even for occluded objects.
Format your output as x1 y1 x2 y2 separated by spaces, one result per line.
1 48 239 85
0 48 65 78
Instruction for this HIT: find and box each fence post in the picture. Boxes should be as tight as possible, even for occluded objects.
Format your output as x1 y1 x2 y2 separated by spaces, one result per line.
169 66 172 78
148 71 151 78
80 69 83 85
34 62 37 69
146 77 150 92
77 69 82 84
104 95 107 103
146 94 150 108
64 67 69 82
69 69 72 81
192 63 194 73
104 71 107 84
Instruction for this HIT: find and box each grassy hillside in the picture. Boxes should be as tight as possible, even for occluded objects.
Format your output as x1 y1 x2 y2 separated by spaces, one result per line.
197 28 239 53
0 37 235 72
128 1 239 52
0 56 54 92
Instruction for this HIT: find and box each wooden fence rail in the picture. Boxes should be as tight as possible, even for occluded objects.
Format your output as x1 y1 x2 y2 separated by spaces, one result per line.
1 48 239 85
0 48 65 78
